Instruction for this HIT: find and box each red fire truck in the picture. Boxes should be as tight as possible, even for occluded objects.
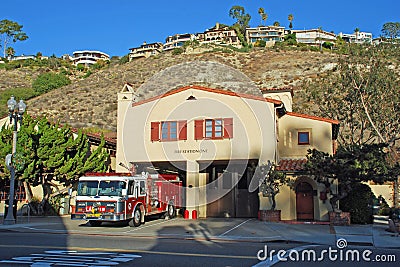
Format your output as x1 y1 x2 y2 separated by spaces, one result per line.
71 172 182 227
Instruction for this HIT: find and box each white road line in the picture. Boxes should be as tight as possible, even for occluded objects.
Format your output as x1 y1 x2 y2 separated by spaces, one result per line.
219 218 253 236
0 250 141 266
124 218 177 233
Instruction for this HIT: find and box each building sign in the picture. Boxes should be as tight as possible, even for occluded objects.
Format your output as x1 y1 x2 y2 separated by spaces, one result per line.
174 148 208 154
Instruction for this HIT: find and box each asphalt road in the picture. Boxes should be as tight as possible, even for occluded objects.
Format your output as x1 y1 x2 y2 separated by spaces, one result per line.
1 216 398 266
0 230 300 266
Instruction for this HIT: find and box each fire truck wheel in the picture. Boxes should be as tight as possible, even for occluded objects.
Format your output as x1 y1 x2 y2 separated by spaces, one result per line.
167 204 176 218
88 220 102 227
129 208 142 227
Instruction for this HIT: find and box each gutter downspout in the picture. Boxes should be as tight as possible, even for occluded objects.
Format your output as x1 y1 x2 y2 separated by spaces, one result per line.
274 103 285 165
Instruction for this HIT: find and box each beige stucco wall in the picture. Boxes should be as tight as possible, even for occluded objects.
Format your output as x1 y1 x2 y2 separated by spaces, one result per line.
368 184 394 207
259 175 333 221
278 114 334 159
260 114 336 221
117 88 277 170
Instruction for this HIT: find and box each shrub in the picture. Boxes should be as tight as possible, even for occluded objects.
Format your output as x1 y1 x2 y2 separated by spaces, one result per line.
322 42 334 50
254 40 266 47
172 47 184 55
76 64 85 72
340 183 374 224
32 72 71 94
118 55 129 64
284 33 297 46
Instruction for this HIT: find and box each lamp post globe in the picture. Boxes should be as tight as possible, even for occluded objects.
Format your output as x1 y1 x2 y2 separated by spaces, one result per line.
3 96 26 225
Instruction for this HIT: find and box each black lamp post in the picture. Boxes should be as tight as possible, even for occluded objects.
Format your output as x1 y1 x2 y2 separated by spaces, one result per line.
3 96 26 225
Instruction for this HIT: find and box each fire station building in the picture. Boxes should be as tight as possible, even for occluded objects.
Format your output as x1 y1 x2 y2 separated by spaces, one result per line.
116 61 339 221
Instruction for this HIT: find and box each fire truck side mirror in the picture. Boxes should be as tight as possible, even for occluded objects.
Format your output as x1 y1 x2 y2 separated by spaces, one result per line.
121 189 127 196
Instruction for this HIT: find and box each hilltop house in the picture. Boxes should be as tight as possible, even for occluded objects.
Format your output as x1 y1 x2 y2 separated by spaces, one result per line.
71 50 110 66
292 29 337 46
246 25 286 47
129 42 163 61
163 33 196 51
338 31 373 44
200 23 240 46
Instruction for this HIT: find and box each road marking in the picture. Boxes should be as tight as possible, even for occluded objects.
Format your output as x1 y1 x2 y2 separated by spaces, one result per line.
0 250 141 266
219 218 253 236
0 244 255 260
124 217 177 233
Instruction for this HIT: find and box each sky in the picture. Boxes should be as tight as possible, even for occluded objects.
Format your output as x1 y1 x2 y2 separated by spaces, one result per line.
1 0 399 57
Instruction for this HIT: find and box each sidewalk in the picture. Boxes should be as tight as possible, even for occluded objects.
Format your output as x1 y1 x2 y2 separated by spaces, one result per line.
0 215 399 248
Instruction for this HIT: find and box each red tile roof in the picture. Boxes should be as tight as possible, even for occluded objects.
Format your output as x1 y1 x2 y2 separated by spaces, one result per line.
285 112 340 125
70 128 117 145
261 87 294 96
132 85 282 107
276 158 307 171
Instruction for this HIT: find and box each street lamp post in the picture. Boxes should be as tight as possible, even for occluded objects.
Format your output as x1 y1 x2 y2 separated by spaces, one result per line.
3 96 26 225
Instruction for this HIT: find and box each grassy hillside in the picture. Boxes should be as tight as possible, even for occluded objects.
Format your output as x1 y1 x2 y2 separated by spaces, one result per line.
1 48 339 131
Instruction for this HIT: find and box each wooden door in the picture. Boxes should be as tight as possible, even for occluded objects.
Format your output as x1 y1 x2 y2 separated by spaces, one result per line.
296 182 314 220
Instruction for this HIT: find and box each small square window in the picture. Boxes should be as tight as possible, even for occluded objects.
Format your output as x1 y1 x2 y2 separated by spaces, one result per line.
298 132 310 145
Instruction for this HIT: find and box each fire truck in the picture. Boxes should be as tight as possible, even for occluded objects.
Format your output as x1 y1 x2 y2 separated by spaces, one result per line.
71 172 182 227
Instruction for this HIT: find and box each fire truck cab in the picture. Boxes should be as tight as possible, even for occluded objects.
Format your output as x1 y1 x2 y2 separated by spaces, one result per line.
71 172 182 227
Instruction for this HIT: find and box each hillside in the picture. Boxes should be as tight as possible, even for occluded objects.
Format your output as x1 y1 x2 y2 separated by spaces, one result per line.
9 49 339 132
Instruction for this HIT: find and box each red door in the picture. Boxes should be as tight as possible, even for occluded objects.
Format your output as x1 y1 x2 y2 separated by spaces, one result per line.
296 182 314 220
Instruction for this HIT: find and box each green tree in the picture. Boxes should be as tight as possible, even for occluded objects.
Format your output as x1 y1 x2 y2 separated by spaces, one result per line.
0 19 28 58
354 27 360 40
32 72 71 95
229 5 251 35
288 14 294 30
298 45 400 150
273 21 281 27
306 144 399 211
5 46 15 58
283 33 297 45
254 162 292 211
322 42 334 49
0 115 109 215
299 44 400 211
381 22 400 40
340 183 375 224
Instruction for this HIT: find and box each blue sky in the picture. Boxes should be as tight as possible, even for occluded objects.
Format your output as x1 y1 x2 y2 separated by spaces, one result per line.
1 0 399 57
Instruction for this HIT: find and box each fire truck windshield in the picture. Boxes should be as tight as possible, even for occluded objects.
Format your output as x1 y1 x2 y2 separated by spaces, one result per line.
77 181 98 196
98 180 126 196
77 180 126 197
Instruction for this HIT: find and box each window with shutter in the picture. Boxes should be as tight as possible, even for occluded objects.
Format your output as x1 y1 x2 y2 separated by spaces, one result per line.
194 120 204 140
178 120 187 140
151 122 160 141
223 118 233 139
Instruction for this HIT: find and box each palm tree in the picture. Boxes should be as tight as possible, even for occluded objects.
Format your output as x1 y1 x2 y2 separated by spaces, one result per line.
354 27 360 41
273 21 281 27
288 14 294 30
6 46 15 59
262 13 268 25
258 7 266 26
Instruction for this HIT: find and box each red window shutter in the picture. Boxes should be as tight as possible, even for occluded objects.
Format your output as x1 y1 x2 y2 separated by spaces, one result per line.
151 122 160 141
194 120 204 140
178 120 187 140
223 118 233 139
